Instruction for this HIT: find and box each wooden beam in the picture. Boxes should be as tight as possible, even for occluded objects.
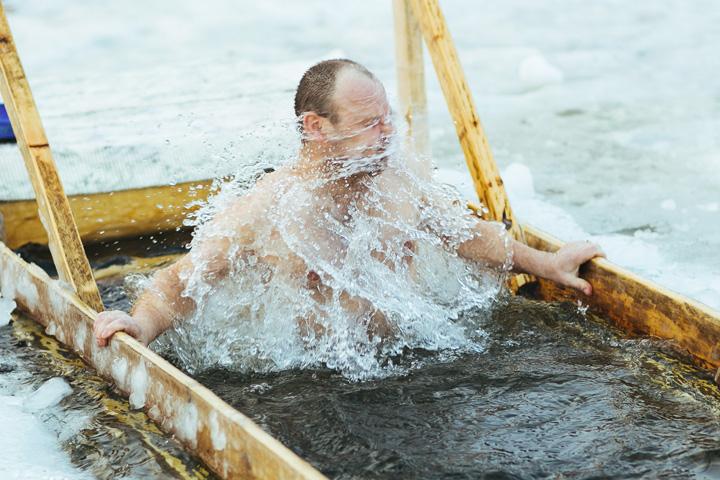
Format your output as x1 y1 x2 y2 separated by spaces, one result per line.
409 0 531 288
393 0 431 179
0 180 213 249
0 4 102 310
0 241 326 479
522 224 720 372
408 0 517 232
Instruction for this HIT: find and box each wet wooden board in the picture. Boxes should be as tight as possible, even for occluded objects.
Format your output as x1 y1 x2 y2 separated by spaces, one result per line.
0 242 326 480
0 179 213 249
0 4 102 310
523 224 720 372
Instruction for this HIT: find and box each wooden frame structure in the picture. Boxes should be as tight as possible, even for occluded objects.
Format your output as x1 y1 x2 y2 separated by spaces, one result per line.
1 0 720 479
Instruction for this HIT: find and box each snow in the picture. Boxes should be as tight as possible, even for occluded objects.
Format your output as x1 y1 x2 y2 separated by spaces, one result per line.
661 199 677 210
0 292 15 326
0 2 715 318
0 376 89 480
438 162 720 311
0 0 718 475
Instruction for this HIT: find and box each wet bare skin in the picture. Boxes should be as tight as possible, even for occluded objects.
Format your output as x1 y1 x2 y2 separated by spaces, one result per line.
94 66 605 349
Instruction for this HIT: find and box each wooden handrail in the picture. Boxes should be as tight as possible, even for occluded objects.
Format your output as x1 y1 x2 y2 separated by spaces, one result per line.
0 242 326 479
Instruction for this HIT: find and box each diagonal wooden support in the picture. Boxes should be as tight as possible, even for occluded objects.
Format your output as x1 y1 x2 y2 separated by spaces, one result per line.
0 2 103 310
408 0 532 288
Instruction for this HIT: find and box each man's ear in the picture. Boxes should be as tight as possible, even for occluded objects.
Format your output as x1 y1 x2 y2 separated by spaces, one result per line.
302 111 326 141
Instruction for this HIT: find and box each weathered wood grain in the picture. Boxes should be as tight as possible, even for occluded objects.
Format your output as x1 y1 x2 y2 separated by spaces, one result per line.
523 224 720 372
0 179 213 249
409 0 532 290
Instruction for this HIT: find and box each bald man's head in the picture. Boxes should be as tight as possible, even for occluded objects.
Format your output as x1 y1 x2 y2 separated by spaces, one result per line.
295 59 393 174
294 59 378 132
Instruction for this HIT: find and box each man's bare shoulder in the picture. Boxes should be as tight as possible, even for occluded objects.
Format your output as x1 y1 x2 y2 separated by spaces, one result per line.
216 167 296 220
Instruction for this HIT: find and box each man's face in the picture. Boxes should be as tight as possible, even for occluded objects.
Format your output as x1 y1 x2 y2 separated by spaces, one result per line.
321 70 395 173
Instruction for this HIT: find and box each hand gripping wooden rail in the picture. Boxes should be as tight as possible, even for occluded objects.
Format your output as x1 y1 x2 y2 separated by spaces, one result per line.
0 241 326 479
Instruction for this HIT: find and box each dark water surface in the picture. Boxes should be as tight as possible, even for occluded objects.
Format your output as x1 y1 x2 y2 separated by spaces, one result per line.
4 266 720 479
190 296 720 479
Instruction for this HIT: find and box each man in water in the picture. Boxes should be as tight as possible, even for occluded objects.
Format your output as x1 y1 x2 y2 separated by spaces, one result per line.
94 59 604 348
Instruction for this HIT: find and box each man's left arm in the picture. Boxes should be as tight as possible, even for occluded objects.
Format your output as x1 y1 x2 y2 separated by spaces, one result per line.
456 219 605 295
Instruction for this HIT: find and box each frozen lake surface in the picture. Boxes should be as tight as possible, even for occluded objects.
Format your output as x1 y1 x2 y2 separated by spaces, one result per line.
0 0 718 477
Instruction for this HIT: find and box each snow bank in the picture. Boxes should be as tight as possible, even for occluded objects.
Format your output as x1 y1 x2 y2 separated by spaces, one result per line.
0 379 89 480
437 162 720 311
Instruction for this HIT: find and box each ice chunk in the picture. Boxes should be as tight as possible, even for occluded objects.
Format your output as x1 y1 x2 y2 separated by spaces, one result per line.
697 202 719 212
518 54 564 88
502 163 536 200
661 199 677 210
209 410 227 451
129 361 149 409
24 377 72 412
111 357 129 390
176 402 199 448
0 292 16 326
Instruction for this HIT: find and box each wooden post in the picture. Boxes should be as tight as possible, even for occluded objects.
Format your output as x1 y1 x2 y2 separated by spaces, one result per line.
408 0 518 234
0 3 103 310
393 0 431 178
408 0 531 288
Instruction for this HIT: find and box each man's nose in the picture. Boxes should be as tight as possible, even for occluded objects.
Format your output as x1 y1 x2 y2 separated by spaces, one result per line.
379 118 394 136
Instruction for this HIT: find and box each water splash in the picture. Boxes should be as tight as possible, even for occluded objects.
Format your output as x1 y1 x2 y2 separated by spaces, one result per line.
132 118 513 381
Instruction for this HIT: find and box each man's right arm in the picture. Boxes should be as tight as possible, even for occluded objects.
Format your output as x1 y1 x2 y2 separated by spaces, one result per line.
93 234 231 347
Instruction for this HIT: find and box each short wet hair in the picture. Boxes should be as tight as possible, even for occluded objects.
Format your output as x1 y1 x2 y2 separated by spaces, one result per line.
294 58 375 132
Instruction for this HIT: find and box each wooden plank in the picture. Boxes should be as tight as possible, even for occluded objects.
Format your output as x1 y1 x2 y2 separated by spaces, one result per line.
522 223 720 372
0 241 326 480
0 4 102 310
408 0 517 233
0 179 213 249
393 0 431 178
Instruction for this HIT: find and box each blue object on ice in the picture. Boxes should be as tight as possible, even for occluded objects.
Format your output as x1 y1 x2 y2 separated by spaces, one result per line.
0 104 16 143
